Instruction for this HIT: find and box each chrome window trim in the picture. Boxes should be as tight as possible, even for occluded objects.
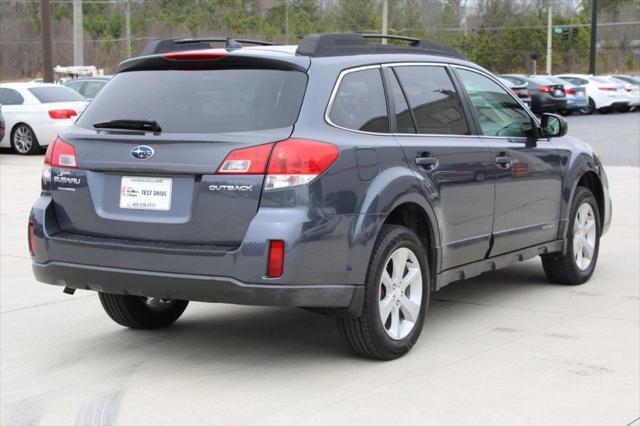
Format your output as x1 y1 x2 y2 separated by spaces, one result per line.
324 64 390 136
324 62 543 141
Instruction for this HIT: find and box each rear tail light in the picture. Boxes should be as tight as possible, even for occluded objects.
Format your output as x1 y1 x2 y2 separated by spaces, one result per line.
217 143 274 174
267 240 284 278
42 137 78 188
265 139 339 190
538 86 553 93
28 222 36 256
44 137 78 168
598 86 617 91
48 109 77 119
565 88 576 95
216 139 339 190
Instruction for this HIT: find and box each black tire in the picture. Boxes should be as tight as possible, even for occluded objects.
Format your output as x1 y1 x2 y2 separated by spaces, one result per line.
579 98 595 115
559 109 571 116
10 123 42 155
617 105 631 113
98 292 188 329
337 225 430 360
597 107 611 114
542 187 601 285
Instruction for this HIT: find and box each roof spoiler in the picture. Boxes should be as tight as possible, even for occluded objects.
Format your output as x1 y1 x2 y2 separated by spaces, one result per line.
295 33 465 59
140 37 275 56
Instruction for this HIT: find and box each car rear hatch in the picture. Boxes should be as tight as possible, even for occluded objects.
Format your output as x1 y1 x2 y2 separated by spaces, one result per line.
47 53 308 248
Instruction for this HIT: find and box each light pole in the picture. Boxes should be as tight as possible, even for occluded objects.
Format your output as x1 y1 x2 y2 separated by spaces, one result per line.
73 0 83 65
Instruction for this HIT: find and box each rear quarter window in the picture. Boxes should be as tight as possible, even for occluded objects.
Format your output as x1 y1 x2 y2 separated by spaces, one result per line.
77 69 307 133
29 86 85 103
0 88 25 105
328 68 389 133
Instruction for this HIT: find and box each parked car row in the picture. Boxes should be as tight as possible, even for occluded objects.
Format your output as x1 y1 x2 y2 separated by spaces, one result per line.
0 77 109 155
499 73 640 116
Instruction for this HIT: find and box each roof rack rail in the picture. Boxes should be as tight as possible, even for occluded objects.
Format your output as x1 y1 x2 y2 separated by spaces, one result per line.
361 34 421 44
295 33 465 59
140 37 275 56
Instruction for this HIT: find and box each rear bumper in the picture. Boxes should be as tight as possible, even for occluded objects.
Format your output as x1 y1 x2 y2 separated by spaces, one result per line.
32 261 364 314
29 194 375 315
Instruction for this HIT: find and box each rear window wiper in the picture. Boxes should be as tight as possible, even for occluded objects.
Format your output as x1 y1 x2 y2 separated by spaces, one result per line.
93 119 162 133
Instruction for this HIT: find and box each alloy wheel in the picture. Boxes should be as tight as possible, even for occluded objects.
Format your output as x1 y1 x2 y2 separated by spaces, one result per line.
573 203 597 271
13 126 34 154
378 247 423 340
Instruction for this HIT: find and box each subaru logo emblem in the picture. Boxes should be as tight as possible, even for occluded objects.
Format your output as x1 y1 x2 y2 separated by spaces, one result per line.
131 145 154 160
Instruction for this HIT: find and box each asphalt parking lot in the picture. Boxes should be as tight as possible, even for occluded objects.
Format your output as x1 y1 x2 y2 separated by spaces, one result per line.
1 113 639 425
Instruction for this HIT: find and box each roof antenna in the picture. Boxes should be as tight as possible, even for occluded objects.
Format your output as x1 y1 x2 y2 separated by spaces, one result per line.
225 37 242 51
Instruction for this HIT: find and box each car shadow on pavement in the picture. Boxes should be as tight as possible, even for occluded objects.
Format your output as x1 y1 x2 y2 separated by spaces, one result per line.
65 260 553 364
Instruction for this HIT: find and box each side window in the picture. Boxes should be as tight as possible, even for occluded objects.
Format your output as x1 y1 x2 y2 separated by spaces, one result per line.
394 66 469 135
383 68 415 133
328 68 389 133
0 88 25 105
457 69 534 138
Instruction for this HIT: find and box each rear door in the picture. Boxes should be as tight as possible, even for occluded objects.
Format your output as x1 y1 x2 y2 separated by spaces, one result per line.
454 67 562 255
52 68 307 246
385 64 495 270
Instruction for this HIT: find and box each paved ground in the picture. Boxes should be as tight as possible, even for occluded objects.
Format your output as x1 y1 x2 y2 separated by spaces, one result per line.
1 113 639 425
566 111 640 167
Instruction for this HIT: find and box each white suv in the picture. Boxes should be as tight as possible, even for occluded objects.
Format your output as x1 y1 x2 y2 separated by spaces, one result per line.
555 74 629 114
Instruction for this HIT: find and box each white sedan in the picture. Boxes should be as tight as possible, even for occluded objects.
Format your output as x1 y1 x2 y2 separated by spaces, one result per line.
555 74 629 114
0 82 88 155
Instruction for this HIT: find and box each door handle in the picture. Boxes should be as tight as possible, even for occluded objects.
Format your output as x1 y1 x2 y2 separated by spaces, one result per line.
415 156 439 170
495 155 512 168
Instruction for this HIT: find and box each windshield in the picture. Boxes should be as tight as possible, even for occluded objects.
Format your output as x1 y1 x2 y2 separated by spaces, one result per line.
29 86 85 103
76 69 308 133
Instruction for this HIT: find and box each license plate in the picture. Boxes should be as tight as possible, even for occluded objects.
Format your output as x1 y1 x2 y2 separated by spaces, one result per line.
554 89 563 96
120 176 172 211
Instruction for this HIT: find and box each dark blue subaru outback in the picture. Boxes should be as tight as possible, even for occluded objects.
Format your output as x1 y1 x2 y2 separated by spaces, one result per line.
30 34 611 359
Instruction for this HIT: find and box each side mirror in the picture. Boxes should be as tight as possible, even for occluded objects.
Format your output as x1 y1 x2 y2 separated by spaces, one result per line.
540 113 568 138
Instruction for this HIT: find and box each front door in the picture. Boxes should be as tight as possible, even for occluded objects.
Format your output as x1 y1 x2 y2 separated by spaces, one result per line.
384 65 495 270
454 67 563 256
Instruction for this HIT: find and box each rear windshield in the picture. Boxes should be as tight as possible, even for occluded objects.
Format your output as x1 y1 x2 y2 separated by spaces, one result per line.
29 86 85 103
529 76 557 85
76 69 307 133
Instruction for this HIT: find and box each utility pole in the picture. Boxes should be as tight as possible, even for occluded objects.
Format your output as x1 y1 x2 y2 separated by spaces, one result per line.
125 0 132 58
589 0 598 74
546 1 552 75
41 0 54 82
73 0 83 65
381 0 388 45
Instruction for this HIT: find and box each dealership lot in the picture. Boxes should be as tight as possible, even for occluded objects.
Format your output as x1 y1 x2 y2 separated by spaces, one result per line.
1 113 639 425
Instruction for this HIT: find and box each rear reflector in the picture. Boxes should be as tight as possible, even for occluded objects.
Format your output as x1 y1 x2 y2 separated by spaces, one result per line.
28 222 36 256
163 50 228 61
217 143 274 174
267 240 284 278
44 137 78 168
48 109 77 119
